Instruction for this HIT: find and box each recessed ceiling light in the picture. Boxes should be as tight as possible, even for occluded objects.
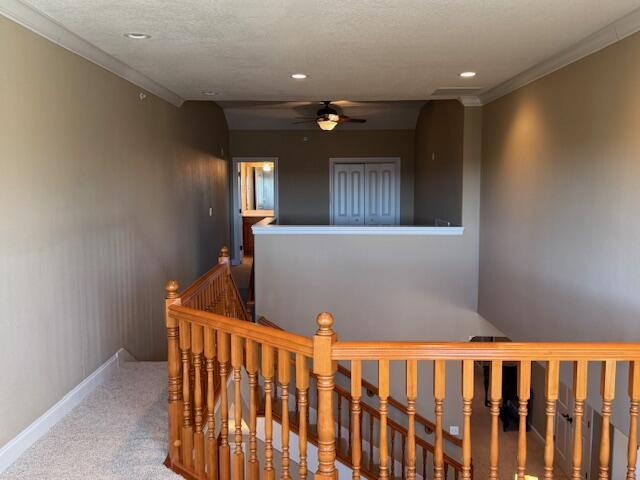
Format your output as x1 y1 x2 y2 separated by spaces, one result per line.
460 71 476 78
124 33 151 40
202 91 220 96
291 73 308 80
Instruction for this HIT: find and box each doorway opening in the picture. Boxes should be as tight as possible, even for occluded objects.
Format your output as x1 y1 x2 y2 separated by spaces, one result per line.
231 157 278 266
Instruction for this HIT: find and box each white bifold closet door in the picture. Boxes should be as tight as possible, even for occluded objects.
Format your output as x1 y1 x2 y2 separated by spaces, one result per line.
364 163 396 225
332 162 397 225
332 163 365 224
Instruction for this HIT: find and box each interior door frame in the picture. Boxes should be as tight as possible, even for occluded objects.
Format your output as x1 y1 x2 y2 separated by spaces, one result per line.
329 157 401 225
231 157 279 265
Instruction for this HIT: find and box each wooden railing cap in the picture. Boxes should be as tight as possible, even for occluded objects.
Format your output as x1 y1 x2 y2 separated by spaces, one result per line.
165 280 179 299
315 312 334 336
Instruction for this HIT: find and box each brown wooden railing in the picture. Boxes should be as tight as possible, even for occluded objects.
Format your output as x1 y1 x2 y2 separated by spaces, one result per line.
260 316 464 479
164 249 640 480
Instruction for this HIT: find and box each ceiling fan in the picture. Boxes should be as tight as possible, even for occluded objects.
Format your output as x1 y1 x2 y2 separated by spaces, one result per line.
293 101 367 131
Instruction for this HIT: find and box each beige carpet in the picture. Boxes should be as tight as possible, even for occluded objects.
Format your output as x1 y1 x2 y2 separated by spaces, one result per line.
1 362 179 480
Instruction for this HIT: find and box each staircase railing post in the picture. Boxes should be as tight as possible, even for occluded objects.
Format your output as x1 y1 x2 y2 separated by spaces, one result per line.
218 245 230 265
165 280 182 465
313 312 338 479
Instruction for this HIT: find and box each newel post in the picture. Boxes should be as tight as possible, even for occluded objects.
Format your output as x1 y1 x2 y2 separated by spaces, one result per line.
313 312 338 479
218 245 230 265
165 280 182 465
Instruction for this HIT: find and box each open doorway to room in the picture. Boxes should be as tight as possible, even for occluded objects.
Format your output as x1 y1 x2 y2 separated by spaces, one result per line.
231 157 278 268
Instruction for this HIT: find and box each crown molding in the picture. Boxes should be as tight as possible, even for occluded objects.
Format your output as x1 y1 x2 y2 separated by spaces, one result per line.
479 6 640 105
1 0 184 107
458 96 483 107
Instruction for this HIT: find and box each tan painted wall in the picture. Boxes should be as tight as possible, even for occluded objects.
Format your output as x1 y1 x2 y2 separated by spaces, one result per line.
230 130 415 224
0 17 230 447
414 100 464 226
254 107 500 430
480 31 640 433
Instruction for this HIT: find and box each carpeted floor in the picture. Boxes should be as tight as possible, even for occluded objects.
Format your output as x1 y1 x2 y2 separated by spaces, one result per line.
1 362 179 480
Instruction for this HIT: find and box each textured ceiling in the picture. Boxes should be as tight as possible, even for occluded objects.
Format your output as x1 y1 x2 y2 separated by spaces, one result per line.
21 0 640 102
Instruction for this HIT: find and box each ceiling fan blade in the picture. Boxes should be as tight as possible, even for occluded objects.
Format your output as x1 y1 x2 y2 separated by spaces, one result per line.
338 116 367 123
292 120 316 124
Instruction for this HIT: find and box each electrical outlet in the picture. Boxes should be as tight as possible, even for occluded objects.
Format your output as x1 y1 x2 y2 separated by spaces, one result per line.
449 425 459 436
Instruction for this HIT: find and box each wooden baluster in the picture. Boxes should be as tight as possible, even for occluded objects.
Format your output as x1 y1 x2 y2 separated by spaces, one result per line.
369 413 374 471
262 344 275 480
296 354 310 479
627 360 640 480
218 330 231 480
406 359 417 480
351 360 362 479
461 360 473 480
434 359 446 480
543 360 560 480
337 392 342 450
378 359 390 479
313 312 338 479
205 327 218 480
489 360 502 479
390 428 395 479
231 335 244 480
278 349 292 479
402 435 406 480
246 339 259 480
180 319 194 467
571 360 588 480
165 281 182 465
517 360 532 480
192 324 206 474
598 360 616 480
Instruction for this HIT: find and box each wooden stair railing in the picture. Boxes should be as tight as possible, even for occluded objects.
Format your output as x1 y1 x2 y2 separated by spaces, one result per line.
164 259 640 480
260 316 464 478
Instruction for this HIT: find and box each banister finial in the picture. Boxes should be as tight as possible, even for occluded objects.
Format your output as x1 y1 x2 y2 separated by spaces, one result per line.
165 280 179 299
219 246 229 257
315 312 334 336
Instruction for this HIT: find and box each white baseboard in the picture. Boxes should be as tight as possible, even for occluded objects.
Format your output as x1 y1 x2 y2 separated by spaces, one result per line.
0 347 135 474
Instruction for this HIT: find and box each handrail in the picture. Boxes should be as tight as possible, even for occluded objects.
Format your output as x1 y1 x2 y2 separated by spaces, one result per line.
170 306 313 356
331 341 640 360
257 317 462 448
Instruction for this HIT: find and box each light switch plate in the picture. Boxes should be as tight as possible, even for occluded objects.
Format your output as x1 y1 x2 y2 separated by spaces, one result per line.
449 426 459 436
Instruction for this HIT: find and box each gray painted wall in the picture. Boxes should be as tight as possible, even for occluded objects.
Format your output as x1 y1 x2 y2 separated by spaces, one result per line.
480 31 640 433
414 100 464 226
0 17 230 448
230 129 415 224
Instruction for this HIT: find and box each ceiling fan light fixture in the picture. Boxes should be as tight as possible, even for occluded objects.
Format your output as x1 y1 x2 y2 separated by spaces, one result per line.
317 119 338 131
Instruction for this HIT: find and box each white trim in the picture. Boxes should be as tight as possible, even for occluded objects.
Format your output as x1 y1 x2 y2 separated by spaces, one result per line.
231 157 279 264
479 6 640 105
253 225 464 236
458 96 482 107
0 348 135 474
0 0 183 107
329 157 401 225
